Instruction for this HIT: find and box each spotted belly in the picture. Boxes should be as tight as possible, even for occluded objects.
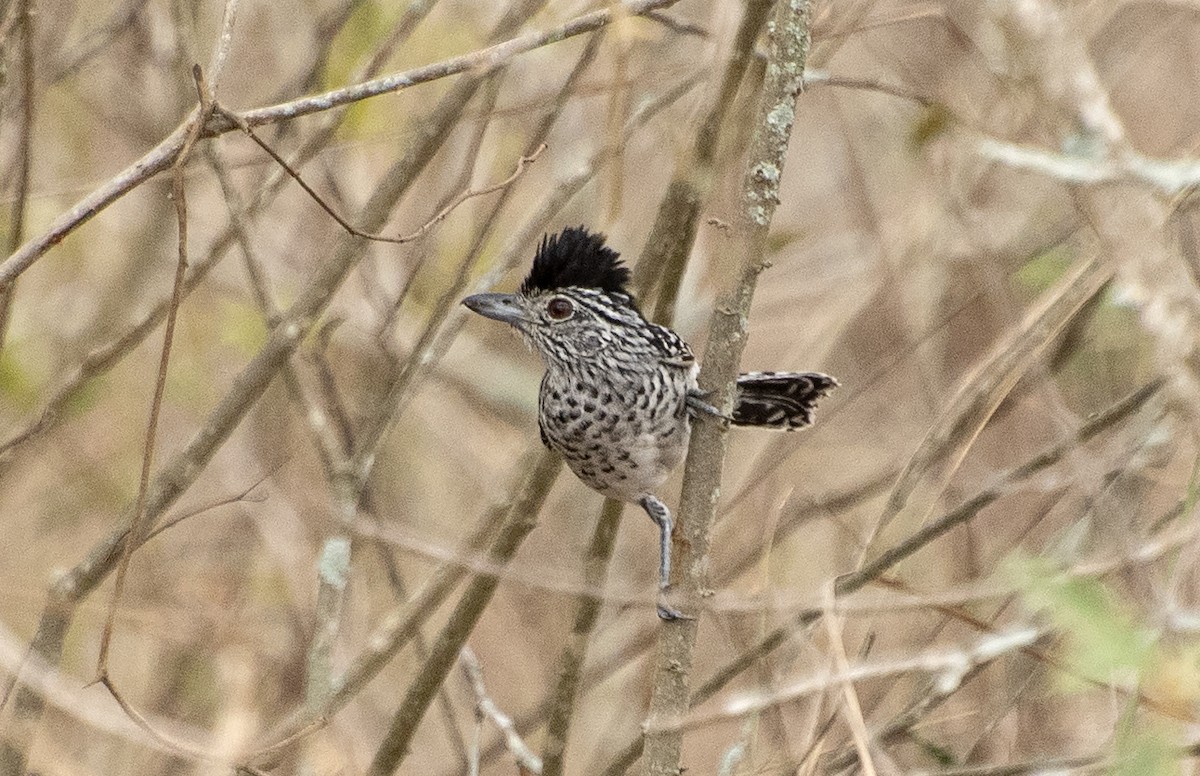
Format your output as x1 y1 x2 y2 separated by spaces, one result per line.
538 388 690 503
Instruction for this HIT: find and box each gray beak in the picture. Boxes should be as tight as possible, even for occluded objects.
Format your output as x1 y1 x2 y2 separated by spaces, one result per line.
462 292 526 326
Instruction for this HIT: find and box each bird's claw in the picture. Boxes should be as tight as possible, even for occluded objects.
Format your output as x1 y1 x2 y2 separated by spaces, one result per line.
685 393 732 423
656 602 694 621
656 585 694 621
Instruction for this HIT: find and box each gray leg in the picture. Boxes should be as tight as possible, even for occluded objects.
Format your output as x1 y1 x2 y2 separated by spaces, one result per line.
686 389 732 422
640 495 692 621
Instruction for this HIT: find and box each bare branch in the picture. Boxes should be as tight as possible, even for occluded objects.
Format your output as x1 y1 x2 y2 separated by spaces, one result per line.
219 0 682 134
306 537 351 711
651 626 1042 734
214 102 545 246
540 499 623 776
644 2 815 774
363 447 562 776
0 0 682 288
0 0 33 352
822 586 880 776
96 62 219 680
461 647 543 775
976 136 1200 195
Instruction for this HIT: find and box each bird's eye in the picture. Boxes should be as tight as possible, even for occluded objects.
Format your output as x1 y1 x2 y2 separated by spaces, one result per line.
546 297 574 320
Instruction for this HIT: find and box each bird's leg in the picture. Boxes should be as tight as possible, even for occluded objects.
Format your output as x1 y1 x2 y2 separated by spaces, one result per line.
686 388 732 423
640 495 692 621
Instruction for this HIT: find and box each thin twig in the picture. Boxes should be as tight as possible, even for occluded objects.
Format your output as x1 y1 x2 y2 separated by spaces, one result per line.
643 10 708 38
0 0 683 287
204 0 240 94
802 69 936 106
651 626 1042 734
97 675 216 762
214 102 545 246
461 647 543 774
95 63 217 679
217 0 681 133
142 472 272 543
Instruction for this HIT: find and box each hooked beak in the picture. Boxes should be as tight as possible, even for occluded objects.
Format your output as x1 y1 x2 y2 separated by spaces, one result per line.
462 292 526 326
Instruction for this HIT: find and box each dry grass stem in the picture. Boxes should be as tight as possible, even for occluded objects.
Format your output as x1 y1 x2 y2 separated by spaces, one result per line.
4 2 1199 774
866 253 1113 562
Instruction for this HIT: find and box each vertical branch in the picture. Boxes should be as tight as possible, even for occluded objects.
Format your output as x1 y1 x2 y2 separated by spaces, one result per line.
96 0 240 680
604 7 631 222
642 2 814 775
633 0 774 323
95 63 216 679
306 537 351 711
364 447 562 776
539 498 624 776
0 0 34 352
537 23 768 747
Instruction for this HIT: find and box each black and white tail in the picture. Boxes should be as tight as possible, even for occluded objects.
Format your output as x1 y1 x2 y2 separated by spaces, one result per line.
732 371 838 430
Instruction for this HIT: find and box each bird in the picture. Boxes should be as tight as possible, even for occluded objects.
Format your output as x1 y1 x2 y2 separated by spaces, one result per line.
462 226 836 619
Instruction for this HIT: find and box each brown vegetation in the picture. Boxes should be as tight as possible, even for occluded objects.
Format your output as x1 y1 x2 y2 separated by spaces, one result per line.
1 1 1199 775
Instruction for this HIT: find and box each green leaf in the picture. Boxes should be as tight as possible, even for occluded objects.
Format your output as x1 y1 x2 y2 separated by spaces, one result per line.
1111 725 1175 776
1007 554 1157 687
219 299 268 355
1014 245 1074 291
0 344 38 410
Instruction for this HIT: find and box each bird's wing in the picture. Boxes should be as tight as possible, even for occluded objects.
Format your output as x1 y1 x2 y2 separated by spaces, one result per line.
647 322 695 368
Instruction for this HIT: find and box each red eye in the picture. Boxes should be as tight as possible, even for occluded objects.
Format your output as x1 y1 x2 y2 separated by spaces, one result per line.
547 297 574 320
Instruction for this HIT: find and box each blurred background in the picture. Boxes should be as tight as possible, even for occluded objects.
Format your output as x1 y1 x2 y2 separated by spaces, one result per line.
2 0 1199 774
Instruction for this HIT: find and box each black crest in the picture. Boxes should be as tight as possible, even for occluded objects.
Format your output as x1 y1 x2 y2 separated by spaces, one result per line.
520 226 631 297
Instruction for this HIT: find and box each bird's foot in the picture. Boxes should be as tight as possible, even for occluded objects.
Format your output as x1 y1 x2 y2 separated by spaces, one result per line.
686 391 732 423
656 586 694 621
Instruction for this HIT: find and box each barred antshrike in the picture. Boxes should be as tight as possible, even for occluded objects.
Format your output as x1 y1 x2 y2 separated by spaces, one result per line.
463 227 836 619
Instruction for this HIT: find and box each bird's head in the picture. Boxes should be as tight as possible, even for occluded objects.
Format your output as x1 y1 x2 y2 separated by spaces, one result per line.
463 227 643 366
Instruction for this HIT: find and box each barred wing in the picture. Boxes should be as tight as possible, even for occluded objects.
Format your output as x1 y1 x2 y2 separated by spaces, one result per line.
647 322 695 368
